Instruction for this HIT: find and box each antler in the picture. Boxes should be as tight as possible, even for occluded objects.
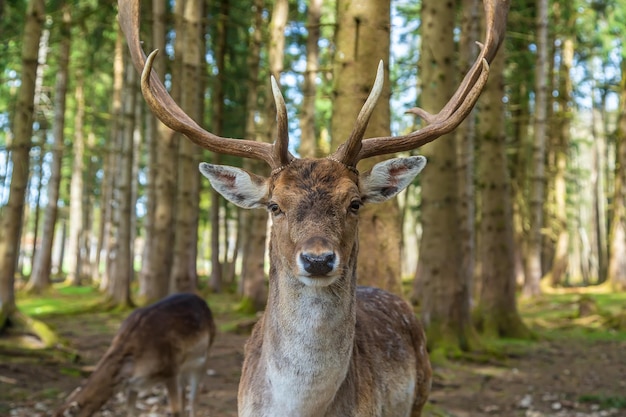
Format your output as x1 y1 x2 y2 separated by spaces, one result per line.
117 0 294 170
332 0 510 167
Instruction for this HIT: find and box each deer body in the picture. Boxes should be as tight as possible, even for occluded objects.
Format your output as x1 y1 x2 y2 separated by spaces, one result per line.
53 293 216 417
200 158 431 416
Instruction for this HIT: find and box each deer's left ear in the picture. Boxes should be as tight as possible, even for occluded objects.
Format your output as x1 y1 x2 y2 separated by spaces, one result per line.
360 156 426 203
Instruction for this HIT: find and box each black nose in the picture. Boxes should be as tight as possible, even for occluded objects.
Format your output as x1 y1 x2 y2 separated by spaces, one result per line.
300 252 336 276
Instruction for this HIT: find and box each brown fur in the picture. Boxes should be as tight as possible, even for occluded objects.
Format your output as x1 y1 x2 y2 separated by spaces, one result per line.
236 159 432 417
53 293 216 417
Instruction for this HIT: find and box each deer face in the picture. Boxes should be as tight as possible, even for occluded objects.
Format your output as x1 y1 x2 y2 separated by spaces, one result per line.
200 155 426 287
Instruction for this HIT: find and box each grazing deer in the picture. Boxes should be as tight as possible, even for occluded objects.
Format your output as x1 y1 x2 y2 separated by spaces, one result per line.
118 0 508 415
53 293 216 417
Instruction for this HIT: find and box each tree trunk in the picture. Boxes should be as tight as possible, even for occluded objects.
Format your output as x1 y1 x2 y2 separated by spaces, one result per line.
28 3 71 293
138 0 177 302
607 58 626 291
298 0 321 159
332 0 402 295
0 0 45 329
474 46 531 339
107 47 137 307
170 0 203 293
96 32 124 290
457 0 479 301
523 0 549 298
208 0 230 293
414 0 478 353
239 0 268 311
549 7 574 287
66 73 86 285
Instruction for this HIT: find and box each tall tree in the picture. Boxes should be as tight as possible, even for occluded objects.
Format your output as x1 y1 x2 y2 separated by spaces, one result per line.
239 0 269 311
474 44 531 339
28 2 71 293
549 2 574 287
99 29 124 292
106 44 137 307
298 0 321 158
0 0 45 327
138 0 178 302
332 0 403 294
457 0 479 301
66 71 87 285
414 0 477 352
208 0 229 293
169 0 204 293
523 0 549 297
607 57 626 291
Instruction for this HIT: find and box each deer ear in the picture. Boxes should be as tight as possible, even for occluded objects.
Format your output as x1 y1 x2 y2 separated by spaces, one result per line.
199 163 269 209
360 156 426 203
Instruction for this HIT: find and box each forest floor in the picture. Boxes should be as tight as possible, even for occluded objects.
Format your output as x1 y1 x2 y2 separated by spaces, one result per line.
1 288 626 417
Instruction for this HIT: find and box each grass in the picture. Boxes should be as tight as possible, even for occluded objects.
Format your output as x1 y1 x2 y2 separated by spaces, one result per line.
17 284 103 317
518 290 626 341
13 283 626 344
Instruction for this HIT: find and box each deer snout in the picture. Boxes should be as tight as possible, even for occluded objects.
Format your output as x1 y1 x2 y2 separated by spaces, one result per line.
297 237 338 276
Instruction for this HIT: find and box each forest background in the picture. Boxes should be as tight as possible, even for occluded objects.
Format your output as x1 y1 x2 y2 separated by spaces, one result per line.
0 0 625 385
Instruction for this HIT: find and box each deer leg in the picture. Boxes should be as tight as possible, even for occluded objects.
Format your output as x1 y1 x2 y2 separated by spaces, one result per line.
187 368 206 417
165 377 182 417
126 388 138 416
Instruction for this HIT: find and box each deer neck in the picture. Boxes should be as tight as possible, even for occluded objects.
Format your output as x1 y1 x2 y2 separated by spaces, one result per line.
260 239 359 415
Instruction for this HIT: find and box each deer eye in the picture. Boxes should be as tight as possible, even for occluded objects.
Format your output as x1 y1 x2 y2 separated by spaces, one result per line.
267 202 283 216
349 200 362 214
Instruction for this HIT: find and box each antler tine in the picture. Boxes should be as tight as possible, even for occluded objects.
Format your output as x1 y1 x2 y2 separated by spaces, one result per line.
270 76 294 169
356 0 510 161
332 60 385 167
117 0 278 167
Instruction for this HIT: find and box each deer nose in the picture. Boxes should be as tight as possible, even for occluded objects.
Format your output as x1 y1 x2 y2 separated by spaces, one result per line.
298 237 337 276
300 251 336 276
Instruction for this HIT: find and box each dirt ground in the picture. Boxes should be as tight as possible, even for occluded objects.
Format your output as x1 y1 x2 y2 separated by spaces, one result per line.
1 311 625 417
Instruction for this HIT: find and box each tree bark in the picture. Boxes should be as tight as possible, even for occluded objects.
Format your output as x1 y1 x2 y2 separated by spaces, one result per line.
456 0 479 301
98 31 124 292
28 3 71 293
66 72 86 285
298 0 321 158
474 46 531 339
332 0 403 295
107 46 137 307
239 0 269 312
0 0 45 329
138 0 178 302
607 58 626 291
208 0 230 293
170 0 204 293
549 5 574 287
523 0 549 298
414 0 478 353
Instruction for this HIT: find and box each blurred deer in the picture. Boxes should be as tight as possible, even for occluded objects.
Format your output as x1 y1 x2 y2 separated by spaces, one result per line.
118 0 508 415
53 293 216 417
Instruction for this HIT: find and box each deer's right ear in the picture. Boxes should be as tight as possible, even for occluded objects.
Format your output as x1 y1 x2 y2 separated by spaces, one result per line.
199 163 269 209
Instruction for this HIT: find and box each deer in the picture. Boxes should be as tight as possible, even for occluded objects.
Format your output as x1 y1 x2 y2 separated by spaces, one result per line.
52 293 216 417
118 0 508 415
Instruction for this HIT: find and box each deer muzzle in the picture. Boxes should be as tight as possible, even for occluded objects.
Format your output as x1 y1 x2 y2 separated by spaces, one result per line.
297 237 338 278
